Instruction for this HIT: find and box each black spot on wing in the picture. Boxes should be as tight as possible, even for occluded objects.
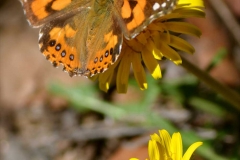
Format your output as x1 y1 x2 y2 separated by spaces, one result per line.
122 1 138 25
129 1 138 9
123 12 134 24
39 19 65 52
45 0 58 14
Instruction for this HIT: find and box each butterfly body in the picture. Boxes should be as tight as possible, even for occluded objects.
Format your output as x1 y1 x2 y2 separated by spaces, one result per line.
21 0 177 77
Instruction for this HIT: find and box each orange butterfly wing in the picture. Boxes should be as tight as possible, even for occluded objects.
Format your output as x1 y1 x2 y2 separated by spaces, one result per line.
20 0 91 27
21 0 177 77
120 0 178 39
38 5 123 77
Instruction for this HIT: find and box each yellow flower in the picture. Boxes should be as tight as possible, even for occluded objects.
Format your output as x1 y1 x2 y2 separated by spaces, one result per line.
130 129 203 160
92 0 205 93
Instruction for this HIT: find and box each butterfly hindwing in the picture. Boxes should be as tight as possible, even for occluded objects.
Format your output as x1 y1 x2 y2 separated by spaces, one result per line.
38 11 82 77
38 2 123 77
82 7 123 76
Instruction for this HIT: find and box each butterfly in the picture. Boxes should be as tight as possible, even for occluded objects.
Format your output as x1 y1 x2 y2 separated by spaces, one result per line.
21 0 177 77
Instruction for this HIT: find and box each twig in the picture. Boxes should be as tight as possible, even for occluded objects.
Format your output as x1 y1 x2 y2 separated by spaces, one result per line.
209 0 240 46
64 126 153 141
181 56 240 110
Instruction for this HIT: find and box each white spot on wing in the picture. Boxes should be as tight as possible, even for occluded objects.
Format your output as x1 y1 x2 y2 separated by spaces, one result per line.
161 2 167 8
39 32 43 41
119 43 122 53
153 3 160 11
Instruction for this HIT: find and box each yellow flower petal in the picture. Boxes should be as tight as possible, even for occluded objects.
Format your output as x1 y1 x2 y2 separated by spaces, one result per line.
136 31 150 45
125 38 143 52
98 73 112 92
142 47 162 79
174 7 205 17
147 23 165 32
157 143 166 160
147 38 164 60
132 52 148 90
150 133 161 142
148 140 154 160
159 9 204 22
159 130 172 158
178 0 205 7
160 33 195 54
148 140 160 160
98 56 121 92
182 142 203 160
164 22 202 37
171 132 183 160
116 48 132 93
153 34 182 65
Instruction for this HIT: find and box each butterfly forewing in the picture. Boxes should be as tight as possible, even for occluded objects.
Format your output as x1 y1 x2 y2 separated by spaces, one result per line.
21 0 91 27
38 2 123 77
118 0 178 39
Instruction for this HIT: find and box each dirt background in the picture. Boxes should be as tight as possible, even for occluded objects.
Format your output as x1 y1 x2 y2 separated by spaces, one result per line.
1 0 240 160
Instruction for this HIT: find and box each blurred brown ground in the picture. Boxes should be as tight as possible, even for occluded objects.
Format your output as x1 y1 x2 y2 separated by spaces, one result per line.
0 0 240 160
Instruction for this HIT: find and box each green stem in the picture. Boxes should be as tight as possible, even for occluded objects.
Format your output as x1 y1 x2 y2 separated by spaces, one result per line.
181 56 240 110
